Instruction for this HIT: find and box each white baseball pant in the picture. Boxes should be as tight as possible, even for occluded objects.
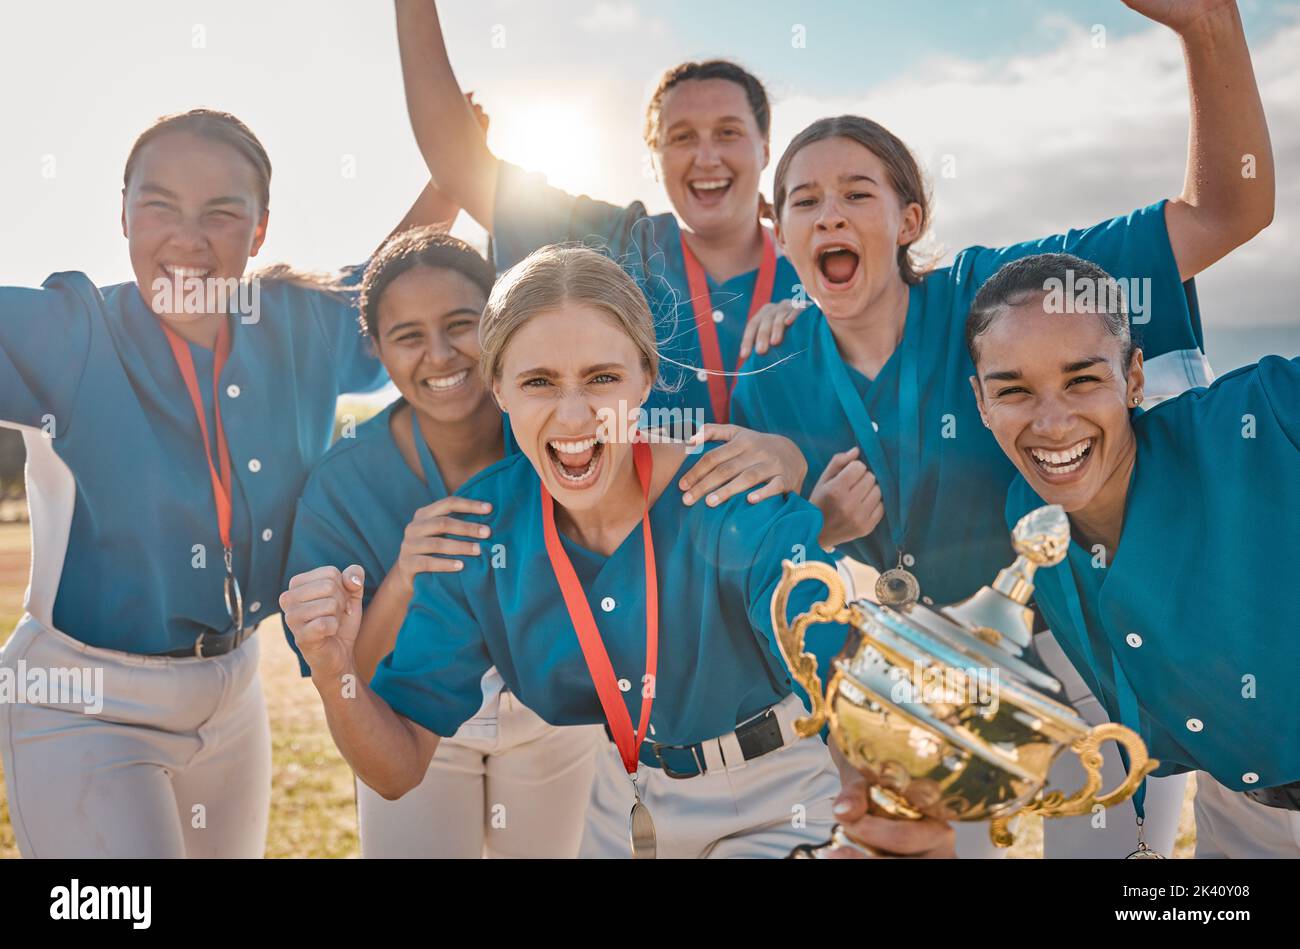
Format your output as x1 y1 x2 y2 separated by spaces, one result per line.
0 613 270 858
356 690 602 858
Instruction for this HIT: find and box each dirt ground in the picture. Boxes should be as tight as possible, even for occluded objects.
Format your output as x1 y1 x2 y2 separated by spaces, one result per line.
0 522 1195 859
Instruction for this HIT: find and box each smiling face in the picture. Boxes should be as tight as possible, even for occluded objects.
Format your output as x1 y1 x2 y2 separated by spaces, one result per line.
121 130 268 319
492 304 652 511
373 265 492 425
970 293 1145 514
776 136 921 322
653 78 769 240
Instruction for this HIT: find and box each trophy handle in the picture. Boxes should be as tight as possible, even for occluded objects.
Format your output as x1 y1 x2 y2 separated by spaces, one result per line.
1021 722 1160 822
770 560 856 738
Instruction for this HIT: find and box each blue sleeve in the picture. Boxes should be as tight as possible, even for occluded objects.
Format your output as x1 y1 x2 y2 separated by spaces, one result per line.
492 161 650 272
292 263 387 396
282 494 385 677
0 274 95 429
954 201 1204 361
369 568 494 737
738 496 850 693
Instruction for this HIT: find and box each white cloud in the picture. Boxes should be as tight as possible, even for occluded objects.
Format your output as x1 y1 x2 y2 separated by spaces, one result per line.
576 1 667 36
764 15 1300 335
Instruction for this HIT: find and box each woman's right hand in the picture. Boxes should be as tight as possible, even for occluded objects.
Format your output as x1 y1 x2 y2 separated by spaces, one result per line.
393 496 493 591
827 774 957 858
280 565 366 680
809 447 884 549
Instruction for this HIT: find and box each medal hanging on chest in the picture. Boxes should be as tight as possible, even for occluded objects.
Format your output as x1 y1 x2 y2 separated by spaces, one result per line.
628 782 657 859
162 320 243 635
875 551 921 608
823 297 923 609
541 439 660 858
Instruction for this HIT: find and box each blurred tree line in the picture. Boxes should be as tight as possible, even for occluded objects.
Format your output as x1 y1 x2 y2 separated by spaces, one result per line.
0 429 23 499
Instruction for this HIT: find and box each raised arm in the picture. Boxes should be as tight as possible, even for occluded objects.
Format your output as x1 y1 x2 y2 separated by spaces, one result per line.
382 94 492 248
393 0 499 230
1127 0 1274 279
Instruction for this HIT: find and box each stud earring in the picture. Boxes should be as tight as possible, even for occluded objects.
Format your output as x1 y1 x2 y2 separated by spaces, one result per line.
1132 396 1142 406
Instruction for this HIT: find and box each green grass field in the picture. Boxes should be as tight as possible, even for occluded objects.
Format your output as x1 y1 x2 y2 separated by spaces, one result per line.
0 521 1196 859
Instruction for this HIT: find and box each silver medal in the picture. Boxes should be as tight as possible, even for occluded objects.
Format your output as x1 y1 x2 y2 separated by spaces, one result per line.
628 782 657 859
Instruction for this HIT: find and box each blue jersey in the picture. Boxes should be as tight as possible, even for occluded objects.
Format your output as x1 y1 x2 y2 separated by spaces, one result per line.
1007 356 1300 791
370 444 847 759
0 270 385 653
731 201 1209 607
492 161 803 426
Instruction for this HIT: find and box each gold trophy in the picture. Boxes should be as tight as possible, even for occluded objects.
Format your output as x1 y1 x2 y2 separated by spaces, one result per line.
772 505 1156 855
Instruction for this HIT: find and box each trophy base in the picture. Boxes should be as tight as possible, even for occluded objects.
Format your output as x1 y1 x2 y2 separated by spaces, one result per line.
788 825 881 859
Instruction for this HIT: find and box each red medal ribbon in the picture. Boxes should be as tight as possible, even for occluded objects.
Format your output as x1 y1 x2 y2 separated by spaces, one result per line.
679 228 777 424
161 321 235 555
541 440 658 777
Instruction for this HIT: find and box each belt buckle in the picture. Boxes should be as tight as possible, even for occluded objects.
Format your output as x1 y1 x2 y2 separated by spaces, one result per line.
735 705 785 761
652 742 705 779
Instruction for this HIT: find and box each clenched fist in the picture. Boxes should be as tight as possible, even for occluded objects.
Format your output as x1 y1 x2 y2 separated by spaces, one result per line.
280 564 366 680
810 447 884 549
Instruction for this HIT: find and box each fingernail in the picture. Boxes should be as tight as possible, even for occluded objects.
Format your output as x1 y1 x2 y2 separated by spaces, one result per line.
453 561 464 570
480 526 490 538
706 493 719 507
833 800 852 816
747 492 759 503
471 544 481 555
682 492 694 505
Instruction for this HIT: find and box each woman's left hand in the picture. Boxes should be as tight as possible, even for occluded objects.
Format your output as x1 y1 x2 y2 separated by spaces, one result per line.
679 424 808 506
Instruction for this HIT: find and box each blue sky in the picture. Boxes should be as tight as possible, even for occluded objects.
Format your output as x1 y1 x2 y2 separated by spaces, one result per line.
2 1 1297 363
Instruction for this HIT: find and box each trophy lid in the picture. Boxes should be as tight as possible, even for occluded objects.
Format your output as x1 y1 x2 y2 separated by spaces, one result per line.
899 601 1063 694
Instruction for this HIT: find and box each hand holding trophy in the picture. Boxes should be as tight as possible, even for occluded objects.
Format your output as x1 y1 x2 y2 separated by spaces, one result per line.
772 505 1157 858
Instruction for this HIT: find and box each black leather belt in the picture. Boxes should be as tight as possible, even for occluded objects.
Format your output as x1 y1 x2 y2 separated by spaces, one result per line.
607 705 787 779
1245 780 1300 812
154 626 252 659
